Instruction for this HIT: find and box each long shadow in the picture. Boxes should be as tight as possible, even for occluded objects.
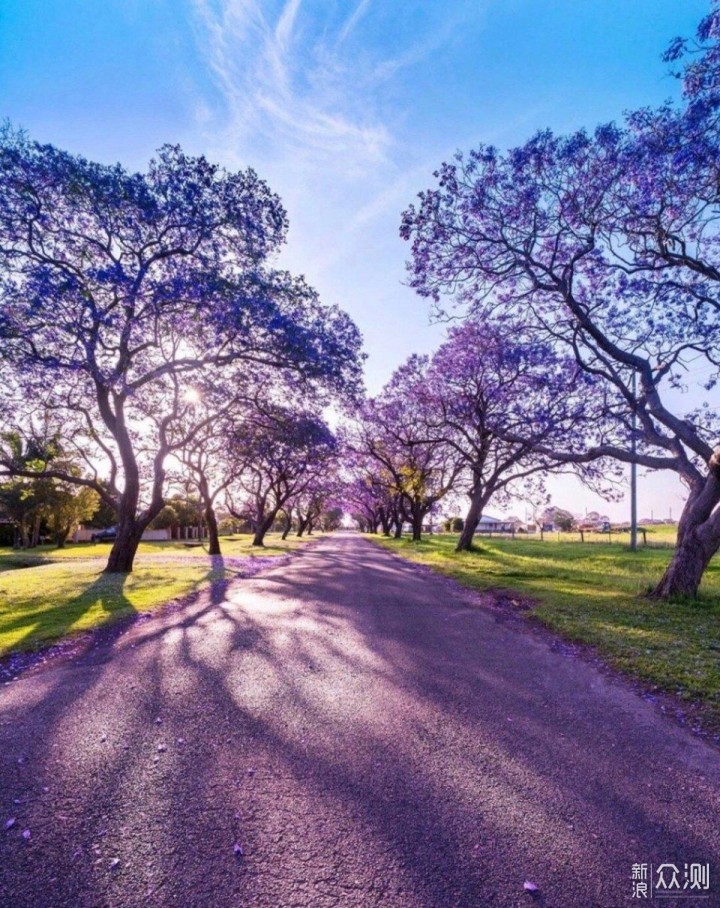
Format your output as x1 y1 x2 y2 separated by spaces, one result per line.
0 550 255 682
1 535 719 907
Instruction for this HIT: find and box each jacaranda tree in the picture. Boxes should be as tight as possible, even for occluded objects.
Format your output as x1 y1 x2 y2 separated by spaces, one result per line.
401 3 720 598
413 318 612 552
349 373 464 542
226 407 338 547
0 129 362 572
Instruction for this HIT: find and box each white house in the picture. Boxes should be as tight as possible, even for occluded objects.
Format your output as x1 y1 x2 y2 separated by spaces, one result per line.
476 514 513 533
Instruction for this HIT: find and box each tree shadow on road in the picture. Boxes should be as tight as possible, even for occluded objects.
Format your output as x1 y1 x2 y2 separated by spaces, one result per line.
1 536 719 908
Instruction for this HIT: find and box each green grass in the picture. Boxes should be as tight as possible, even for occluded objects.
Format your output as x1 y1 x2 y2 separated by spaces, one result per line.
373 534 720 730
482 522 677 547
0 533 315 656
0 532 314 570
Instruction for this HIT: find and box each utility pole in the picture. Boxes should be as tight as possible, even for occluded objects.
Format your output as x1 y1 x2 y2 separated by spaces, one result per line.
630 371 638 551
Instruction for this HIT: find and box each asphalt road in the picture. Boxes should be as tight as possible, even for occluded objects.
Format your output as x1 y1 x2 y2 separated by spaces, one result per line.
1 532 719 908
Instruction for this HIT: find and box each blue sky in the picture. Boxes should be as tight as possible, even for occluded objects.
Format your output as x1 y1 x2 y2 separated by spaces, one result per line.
0 0 710 520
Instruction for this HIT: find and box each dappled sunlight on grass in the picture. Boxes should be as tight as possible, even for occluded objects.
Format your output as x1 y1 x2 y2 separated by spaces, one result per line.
0 531 320 569
374 533 720 726
0 560 226 655
0 532 320 656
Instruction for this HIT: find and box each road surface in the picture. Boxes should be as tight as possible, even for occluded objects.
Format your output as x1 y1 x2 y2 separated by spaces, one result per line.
1 533 719 907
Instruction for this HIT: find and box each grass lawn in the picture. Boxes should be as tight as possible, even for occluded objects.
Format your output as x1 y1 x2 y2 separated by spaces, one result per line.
0 533 315 656
493 522 677 547
373 534 720 731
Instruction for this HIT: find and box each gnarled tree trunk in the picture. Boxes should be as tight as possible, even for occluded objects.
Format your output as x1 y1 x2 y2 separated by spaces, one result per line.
410 505 424 542
252 507 277 547
30 513 41 548
653 533 715 599
55 523 72 549
651 468 720 599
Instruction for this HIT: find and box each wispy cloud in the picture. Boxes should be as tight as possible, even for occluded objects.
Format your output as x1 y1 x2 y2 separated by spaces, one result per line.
188 0 486 372
275 0 301 51
337 0 372 44
191 0 394 170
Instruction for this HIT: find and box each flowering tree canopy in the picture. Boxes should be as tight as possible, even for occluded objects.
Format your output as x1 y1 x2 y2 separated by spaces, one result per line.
347 372 464 542
0 129 362 571
226 406 338 547
401 5 720 597
412 318 615 551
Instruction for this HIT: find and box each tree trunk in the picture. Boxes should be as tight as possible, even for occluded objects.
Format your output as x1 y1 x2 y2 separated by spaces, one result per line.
56 524 71 549
252 512 276 547
393 519 403 539
30 513 41 548
296 516 308 538
651 475 720 599
281 508 293 540
457 492 484 552
19 518 29 548
205 503 221 556
105 518 146 573
411 510 423 542
652 528 716 599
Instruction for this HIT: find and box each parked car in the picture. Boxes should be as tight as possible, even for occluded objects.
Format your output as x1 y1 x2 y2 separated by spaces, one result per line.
91 527 117 542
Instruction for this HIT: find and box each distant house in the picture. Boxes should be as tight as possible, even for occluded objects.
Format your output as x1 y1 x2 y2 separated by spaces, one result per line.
72 526 171 543
476 514 513 533
577 513 611 532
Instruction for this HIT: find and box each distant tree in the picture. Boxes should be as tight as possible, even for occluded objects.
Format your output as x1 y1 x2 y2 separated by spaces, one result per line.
149 504 178 531
401 320 610 552
165 493 204 539
293 476 339 536
227 408 337 547
87 487 117 530
348 371 464 542
341 473 386 533
0 433 48 547
338 440 405 536
553 509 576 533
0 430 98 548
320 506 343 531
44 480 99 548
177 410 241 556
0 475 39 548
